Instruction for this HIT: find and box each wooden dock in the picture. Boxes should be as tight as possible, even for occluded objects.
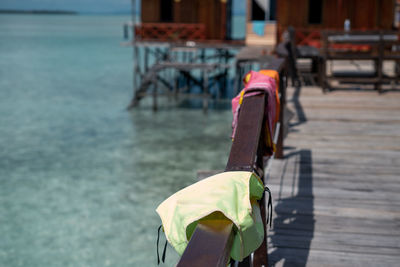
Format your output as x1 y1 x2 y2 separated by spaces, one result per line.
267 86 400 266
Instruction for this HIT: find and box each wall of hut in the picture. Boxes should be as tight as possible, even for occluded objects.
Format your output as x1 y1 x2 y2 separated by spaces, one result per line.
276 0 396 41
140 0 228 40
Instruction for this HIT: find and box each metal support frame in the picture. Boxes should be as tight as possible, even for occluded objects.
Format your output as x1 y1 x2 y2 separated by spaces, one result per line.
128 42 237 111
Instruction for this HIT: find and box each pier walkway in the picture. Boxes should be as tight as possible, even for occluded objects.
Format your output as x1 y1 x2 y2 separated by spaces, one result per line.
267 86 400 266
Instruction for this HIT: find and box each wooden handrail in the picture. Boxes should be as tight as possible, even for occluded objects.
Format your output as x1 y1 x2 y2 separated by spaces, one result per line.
225 94 266 173
134 23 206 41
176 219 234 267
177 58 287 267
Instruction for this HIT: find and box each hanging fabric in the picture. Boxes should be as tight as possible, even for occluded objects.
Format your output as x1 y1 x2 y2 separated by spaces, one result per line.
156 171 266 261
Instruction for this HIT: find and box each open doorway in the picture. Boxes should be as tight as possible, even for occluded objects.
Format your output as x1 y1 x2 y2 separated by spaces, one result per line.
251 0 266 21
251 0 277 21
308 0 323 24
160 0 173 22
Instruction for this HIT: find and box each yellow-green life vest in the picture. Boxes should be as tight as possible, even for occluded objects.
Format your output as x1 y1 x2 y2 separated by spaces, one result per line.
156 171 265 261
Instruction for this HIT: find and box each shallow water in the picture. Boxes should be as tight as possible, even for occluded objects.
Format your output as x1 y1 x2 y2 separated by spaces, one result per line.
0 14 235 266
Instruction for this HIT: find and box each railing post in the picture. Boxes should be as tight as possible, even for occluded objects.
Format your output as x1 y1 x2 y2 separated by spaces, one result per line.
275 64 287 159
263 57 287 159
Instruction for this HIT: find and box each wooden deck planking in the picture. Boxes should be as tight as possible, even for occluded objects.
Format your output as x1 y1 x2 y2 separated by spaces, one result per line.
268 86 400 266
268 248 400 267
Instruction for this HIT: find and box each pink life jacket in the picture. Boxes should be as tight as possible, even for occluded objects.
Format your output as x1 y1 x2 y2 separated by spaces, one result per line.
231 70 279 155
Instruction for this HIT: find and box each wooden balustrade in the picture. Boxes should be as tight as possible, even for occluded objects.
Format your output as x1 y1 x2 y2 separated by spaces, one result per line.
134 23 206 41
176 58 287 267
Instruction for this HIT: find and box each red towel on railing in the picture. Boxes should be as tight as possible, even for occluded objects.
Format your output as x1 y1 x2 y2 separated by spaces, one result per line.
231 70 280 155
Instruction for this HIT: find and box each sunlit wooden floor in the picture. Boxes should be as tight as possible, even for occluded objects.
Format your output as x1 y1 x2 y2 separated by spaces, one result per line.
267 85 400 266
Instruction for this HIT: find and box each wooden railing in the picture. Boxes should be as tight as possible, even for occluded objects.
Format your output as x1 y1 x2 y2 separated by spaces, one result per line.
134 23 206 41
278 26 400 49
176 57 287 267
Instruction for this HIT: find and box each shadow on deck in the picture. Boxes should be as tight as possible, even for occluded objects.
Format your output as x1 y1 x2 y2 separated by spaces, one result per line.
267 85 400 266
269 149 315 266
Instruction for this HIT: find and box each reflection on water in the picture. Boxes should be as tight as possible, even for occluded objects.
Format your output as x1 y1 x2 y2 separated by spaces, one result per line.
0 14 233 266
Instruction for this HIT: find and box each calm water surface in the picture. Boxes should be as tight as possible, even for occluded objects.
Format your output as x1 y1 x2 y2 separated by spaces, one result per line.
0 14 236 266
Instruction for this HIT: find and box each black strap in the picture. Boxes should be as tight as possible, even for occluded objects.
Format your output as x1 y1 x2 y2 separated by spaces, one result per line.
161 238 167 263
157 225 168 265
264 187 273 227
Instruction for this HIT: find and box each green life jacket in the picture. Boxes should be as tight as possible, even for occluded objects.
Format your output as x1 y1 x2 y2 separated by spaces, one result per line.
156 171 265 261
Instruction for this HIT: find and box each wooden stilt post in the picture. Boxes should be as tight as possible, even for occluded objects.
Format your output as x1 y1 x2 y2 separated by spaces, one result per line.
152 73 158 111
203 71 208 112
133 43 140 94
128 42 142 110
132 42 137 99
377 31 384 93
144 47 149 72
223 49 229 98
201 48 206 104
234 61 240 96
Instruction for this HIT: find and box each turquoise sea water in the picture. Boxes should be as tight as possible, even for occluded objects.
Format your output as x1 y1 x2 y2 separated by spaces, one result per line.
0 14 244 266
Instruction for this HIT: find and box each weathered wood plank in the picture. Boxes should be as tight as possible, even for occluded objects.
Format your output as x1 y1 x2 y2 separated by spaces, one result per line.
272 149 400 166
270 213 400 236
267 183 400 203
269 247 400 267
268 230 400 255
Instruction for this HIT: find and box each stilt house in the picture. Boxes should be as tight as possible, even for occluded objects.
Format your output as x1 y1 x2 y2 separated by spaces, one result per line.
275 0 397 46
135 0 233 41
